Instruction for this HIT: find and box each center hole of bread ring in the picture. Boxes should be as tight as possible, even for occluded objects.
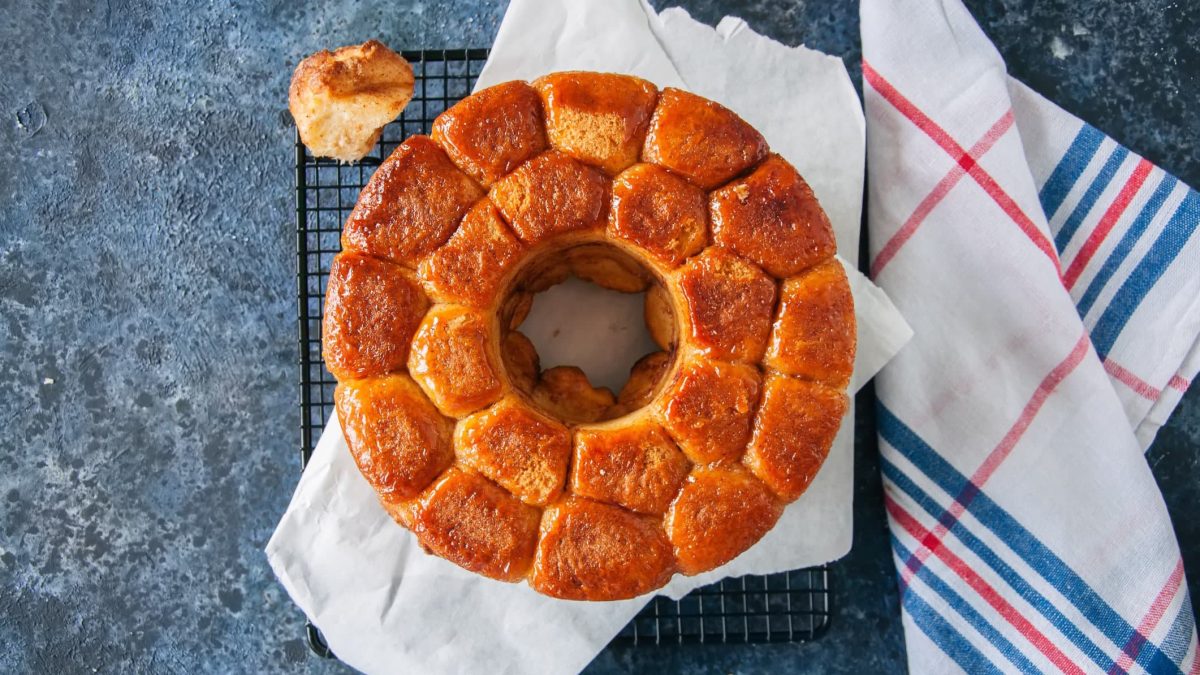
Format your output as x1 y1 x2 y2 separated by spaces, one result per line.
500 243 677 425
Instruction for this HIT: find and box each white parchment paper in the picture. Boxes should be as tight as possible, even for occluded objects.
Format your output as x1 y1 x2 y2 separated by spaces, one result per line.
267 2 914 673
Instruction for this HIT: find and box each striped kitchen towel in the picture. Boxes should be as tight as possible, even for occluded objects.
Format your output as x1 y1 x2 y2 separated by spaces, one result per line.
1009 81 1200 449
862 0 1200 672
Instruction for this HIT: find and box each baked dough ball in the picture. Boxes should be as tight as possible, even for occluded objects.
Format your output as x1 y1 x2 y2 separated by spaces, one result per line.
745 375 847 500
710 155 837 278
456 396 572 507
534 71 658 175
531 497 675 600
342 135 484 267
289 40 414 162
322 252 428 380
676 247 777 363
658 356 761 464
666 467 782 575
335 374 454 504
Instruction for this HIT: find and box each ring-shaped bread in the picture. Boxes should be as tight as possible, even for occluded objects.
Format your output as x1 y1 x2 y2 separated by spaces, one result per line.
324 71 855 601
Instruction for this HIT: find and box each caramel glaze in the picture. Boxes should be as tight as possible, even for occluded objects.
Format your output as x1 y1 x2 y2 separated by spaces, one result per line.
456 396 572 507
341 135 483 267
765 259 856 388
571 421 690 516
432 80 547 187
711 154 838 278
531 497 676 600
322 251 428 380
417 198 525 309
324 72 855 601
490 150 611 245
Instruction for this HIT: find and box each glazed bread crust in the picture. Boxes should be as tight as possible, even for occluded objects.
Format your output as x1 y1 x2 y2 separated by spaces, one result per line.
324 72 855 601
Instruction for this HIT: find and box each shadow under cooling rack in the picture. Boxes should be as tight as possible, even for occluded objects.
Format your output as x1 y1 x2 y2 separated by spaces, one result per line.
293 48 832 659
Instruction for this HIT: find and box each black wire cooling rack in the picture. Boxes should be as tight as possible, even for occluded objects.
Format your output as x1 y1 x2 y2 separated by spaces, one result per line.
294 48 832 659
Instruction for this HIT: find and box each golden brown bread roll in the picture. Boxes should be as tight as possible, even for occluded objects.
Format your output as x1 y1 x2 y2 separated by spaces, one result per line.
571 421 690 515
432 80 547 187
342 135 483 267
745 374 848 500
608 351 672 418
335 374 454 503
490 150 610 245
666 466 782 575
710 154 838 278
417 198 525 309
658 355 761 464
676 247 777 363
322 252 428 380
289 40 414 162
456 396 572 507
407 305 505 417
766 259 857 388
530 366 616 425
609 163 708 268
534 71 659 176
325 72 855 601
531 497 676 600
413 467 541 582
642 87 768 190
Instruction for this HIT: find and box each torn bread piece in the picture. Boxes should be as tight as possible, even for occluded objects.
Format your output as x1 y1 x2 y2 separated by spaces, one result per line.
289 40 414 162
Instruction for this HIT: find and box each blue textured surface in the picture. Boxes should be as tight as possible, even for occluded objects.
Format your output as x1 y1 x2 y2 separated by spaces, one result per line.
0 1 1196 672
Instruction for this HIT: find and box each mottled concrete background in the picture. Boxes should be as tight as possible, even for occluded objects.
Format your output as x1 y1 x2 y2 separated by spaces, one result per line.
0 1 1195 673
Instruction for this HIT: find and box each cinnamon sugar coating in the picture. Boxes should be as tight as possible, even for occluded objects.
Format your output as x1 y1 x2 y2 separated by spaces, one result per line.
659 355 761 464
418 198 525 309
490 150 611 245
609 163 708 268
